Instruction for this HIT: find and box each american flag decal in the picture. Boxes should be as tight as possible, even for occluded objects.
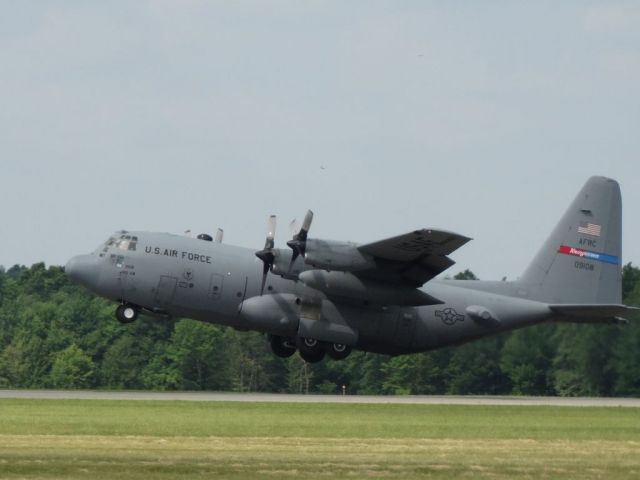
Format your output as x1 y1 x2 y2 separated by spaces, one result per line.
577 222 601 237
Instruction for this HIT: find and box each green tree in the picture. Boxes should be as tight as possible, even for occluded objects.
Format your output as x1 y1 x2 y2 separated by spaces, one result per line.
2 261 640 396
165 320 231 390
141 341 181 390
551 325 619 396
0 340 32 387
222 330 288 392
447 336 510 394
287 355 314 394
50 344 95 388
101 335 149 389
611 276 640 395
500 326 555 395
381 350 452 394
622 263 640 300
454 269 478 280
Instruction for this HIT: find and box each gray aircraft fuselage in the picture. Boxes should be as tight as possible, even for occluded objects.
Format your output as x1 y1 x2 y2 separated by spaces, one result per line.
65 176 633 361
64 233 558 357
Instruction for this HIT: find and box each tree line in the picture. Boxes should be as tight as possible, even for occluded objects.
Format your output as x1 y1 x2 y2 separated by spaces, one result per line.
0 263 639 396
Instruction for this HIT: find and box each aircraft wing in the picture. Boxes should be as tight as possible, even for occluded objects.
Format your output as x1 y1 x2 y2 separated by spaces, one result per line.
549 304 640 324
357 229 472 286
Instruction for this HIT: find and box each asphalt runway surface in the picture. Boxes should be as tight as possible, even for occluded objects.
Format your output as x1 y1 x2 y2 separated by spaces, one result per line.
1 390 639 407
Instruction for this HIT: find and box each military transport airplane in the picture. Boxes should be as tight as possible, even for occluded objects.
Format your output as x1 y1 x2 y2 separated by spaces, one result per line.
66 176 637 362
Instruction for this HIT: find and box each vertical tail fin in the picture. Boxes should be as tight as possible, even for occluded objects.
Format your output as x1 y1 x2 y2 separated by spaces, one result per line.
518 176 622 304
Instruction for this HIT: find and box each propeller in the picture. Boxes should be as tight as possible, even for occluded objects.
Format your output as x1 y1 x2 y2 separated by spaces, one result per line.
289 218 300 238
255 215 276 295
287 210 313 273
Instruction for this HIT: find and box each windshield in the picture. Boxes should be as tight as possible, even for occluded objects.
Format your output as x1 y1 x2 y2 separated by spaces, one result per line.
114 234 138 252
95 232 138 257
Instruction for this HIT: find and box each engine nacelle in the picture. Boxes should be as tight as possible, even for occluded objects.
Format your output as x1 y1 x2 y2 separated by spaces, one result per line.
303 239 376 271
239 293 359 346
238 293 300 336
270 248 303 279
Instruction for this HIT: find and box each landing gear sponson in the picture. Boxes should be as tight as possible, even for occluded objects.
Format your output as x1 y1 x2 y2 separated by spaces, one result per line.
115 305 352 362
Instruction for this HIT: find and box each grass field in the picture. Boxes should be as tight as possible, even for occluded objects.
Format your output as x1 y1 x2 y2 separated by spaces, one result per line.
0 399 638 479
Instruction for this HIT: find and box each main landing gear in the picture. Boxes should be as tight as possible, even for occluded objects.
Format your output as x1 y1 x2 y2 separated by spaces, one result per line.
269 335 352 363
325 342 352 361
297 337 326 363
269 335 297 358
115 304 139 324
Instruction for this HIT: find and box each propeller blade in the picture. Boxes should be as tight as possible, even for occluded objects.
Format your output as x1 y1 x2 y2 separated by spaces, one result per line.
289 219 299 238
301 210 313 236
286 210 313 273
265 215 276 250
287 248 300 274
255 215 277 295
215 228 224 243
259 258 271 295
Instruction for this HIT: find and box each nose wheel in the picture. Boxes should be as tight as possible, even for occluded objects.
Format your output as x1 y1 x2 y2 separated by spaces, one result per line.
115 304 139 324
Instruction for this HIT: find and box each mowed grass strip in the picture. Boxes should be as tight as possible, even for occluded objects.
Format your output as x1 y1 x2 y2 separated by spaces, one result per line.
0 399 639 439
1 435 639 479
0 399 639 479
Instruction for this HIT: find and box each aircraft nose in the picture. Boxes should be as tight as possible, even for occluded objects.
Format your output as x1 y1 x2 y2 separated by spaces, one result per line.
65 255 101 289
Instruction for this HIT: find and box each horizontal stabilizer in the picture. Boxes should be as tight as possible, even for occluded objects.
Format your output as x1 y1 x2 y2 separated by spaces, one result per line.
549 304 639 324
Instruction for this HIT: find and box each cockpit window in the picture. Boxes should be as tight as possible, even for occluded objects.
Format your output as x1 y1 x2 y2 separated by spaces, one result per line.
115 235 138 251
99 237 117 257
97 234 138 257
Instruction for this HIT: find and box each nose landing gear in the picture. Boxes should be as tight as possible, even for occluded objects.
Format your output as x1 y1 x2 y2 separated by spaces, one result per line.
115 304 139 324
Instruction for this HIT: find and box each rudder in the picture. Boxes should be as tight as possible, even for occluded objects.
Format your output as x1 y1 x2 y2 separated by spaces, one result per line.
518 176 622 304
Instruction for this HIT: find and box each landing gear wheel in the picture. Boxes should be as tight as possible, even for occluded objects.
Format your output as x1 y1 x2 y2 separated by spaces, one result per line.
269 335 296 358
326 343 352 360
116 304 138 324
299 348 326 363
297 337 326 363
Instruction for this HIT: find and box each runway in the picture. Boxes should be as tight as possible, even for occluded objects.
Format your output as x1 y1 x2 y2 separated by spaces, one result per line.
1 390 639 407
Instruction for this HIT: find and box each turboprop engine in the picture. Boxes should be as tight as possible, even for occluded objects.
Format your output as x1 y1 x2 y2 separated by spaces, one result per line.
238 293 300 336
239 293 359 348
256 210 378 286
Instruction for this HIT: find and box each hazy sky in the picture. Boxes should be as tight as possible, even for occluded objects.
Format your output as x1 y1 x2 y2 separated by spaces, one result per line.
1 1 639 280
